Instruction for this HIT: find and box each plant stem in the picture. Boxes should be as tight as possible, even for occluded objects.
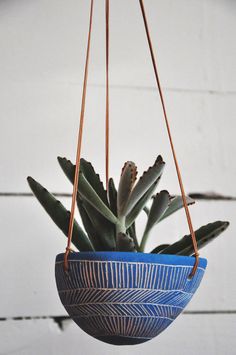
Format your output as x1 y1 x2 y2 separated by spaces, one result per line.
116 216 126 234
139 229 149 252
128 223 140 251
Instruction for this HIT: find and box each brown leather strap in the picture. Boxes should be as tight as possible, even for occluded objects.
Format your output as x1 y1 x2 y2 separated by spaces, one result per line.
64 0 94 272
139 0 199 277
105 0 110 189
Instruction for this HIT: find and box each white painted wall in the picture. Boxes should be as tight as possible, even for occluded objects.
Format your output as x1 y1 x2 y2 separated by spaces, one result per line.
0 0 235 354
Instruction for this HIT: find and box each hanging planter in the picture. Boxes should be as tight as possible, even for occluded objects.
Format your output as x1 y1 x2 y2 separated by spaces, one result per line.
55 252 207 345
28 155 228 345
27 0 229 346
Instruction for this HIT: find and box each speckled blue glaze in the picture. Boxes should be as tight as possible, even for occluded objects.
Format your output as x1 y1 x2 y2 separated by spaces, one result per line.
55 252 207 345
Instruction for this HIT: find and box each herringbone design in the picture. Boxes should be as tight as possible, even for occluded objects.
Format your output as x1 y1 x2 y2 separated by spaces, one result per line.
55 253 206 345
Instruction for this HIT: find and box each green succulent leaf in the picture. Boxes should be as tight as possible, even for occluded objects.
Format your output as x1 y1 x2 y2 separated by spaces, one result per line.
117 161 137 217
57 156 75 184
80 199 116 251
57 156 109 206
139 190 171 252
80 158 109 206
143 206 150 216
124 156 165 216
159 195 195 223
27 176 93 252
108 178 117 216
77 198 104 251
151 244 170 254
116 232 136 252
158 221 229 255
79 173 117 224
125 179 159 228
58 156 117 224
145 190 171 234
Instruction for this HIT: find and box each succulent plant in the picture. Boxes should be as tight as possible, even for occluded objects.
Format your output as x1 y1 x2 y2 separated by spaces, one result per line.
27 155 229 254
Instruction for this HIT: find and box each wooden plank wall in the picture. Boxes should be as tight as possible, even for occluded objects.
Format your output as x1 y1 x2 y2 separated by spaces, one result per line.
0 0 235 354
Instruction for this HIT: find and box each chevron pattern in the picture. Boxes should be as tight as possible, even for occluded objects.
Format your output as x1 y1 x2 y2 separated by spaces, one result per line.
55 254 206 345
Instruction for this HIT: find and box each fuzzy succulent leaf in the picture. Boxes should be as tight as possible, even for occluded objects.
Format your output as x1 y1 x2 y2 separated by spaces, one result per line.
125 179 159 229
157 221 229 255
159 195 195 223
80 199 116 251
27 176 93 252
80 158 109 206
144 190 171 234
78 173 117 224
77 198 103 251
116 232 136 252
139 190 171 252
57 156 109 206
117 161 137 217
57 156 75 184
108 178 117 216
124 156 165 216
151 244 170 254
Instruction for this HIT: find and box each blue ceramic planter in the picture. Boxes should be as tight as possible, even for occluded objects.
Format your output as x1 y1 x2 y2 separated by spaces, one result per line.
55 252 207 345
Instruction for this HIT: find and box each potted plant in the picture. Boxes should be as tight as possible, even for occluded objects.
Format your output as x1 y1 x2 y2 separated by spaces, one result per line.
27 155 229 345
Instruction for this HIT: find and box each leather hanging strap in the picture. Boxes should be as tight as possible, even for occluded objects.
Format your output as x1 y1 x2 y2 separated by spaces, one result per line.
139 0 199 277
105 0 110 189
64 0 94 272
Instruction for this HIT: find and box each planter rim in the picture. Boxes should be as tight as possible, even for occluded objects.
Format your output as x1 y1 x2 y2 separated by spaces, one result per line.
56 251 207 269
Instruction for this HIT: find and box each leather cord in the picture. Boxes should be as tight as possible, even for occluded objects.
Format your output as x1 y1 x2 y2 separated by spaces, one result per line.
64 0 199 277
64 0 94 272
139 0 199 277
105 0 110 190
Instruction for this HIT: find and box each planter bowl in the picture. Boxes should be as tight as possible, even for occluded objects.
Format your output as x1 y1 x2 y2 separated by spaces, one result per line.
55 252 207 345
